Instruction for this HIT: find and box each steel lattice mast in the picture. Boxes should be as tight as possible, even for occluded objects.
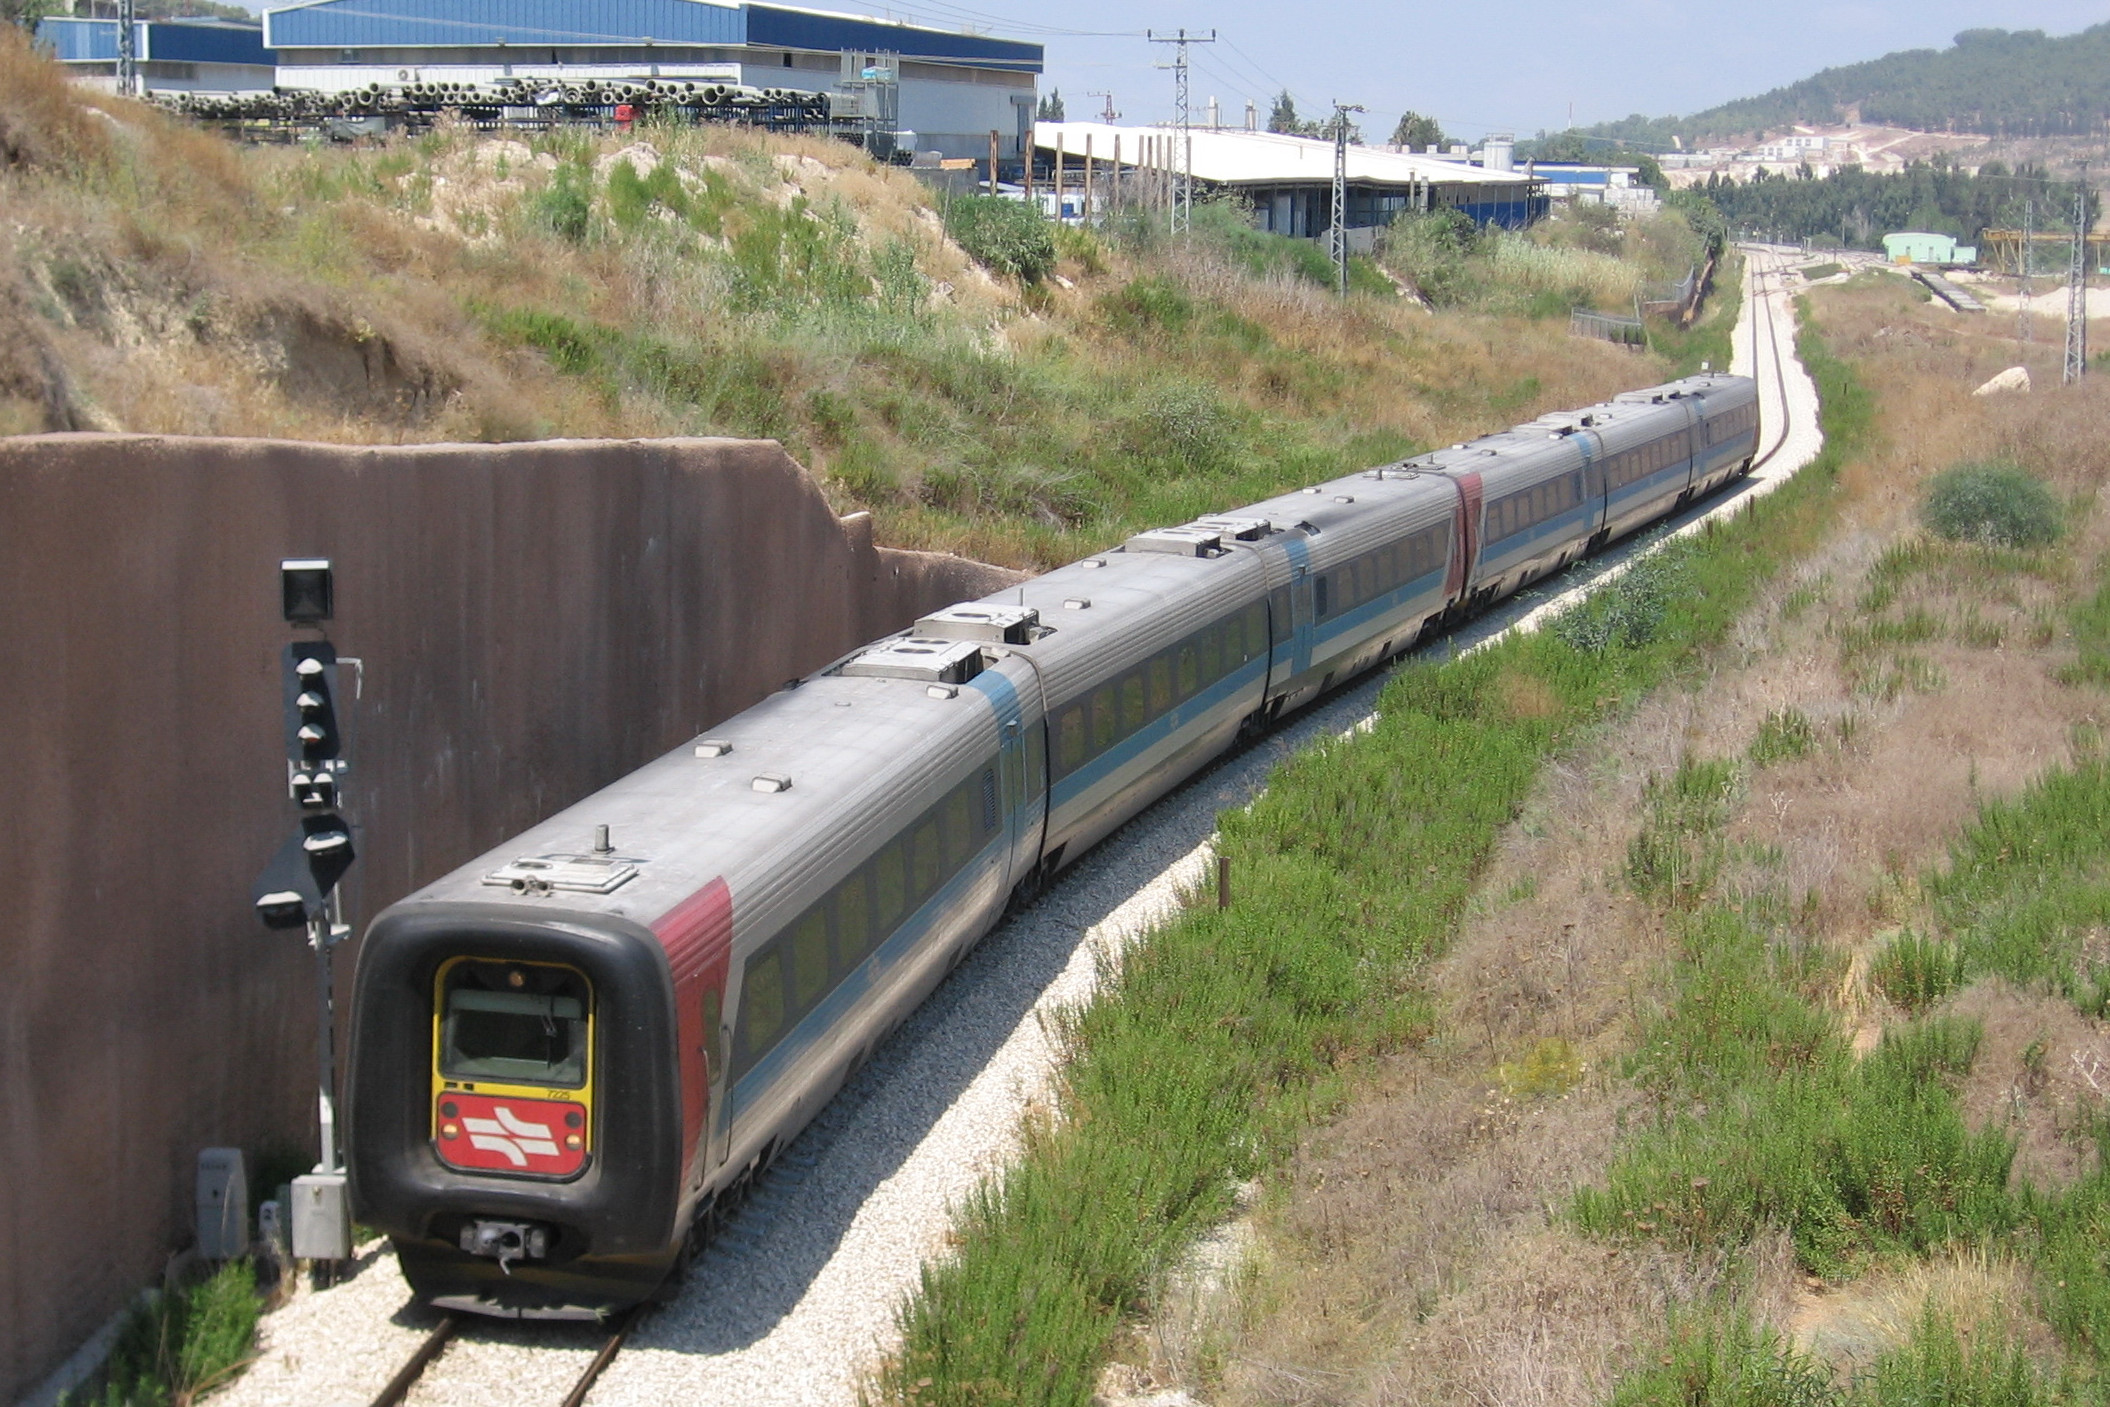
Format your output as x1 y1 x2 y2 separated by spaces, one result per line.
1330 103 1364 297
116 0 137 97
1147 28 1213 238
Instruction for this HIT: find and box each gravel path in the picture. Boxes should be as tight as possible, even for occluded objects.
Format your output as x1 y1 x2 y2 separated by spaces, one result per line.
213 248 1820 1407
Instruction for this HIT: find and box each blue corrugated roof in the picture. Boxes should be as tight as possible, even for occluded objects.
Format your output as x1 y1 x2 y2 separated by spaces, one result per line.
37 15 270 65
265 0 747 50
746 5 1038 69
260 0 1040 68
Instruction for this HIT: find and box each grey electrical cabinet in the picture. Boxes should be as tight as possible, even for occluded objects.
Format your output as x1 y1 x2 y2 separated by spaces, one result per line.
290 1170 351 1261
195 1148 250 1260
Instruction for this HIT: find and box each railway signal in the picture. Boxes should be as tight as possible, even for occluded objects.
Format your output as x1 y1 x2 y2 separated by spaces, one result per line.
250 557 358 1271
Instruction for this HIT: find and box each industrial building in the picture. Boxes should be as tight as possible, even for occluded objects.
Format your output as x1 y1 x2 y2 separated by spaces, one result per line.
1882 231 1977 267
260 0 1043 159
34 15 275 92
1527 163 1661 214
1033 121 1544 242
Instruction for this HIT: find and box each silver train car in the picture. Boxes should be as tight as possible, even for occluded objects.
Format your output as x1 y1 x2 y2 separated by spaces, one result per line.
345 373 1758 1316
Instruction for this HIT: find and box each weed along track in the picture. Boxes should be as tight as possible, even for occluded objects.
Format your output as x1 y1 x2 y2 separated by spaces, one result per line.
216 255 1815 1407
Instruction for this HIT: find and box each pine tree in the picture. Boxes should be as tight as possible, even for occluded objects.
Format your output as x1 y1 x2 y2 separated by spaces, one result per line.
1267 90 1300 134
1391 111 1447 150
1036 88 1065 122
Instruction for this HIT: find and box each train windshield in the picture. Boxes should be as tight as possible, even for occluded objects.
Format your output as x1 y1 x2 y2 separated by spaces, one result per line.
439 962 589 1088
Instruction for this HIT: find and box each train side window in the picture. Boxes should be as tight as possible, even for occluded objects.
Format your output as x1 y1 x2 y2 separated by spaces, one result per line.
836 872 871 966
1090 684 1117 754
792 909 829 1011
1148 655 1174 714
912 816 942 899
1197 625 1222 684
1270 585 1292 638
945 785 975 868
874 841 907 931
1314 575 1331 618
739 948 786 1067
1176 642 1199 699
1056 705 1085 775
1120 673 1146 736
1245 602 1268 657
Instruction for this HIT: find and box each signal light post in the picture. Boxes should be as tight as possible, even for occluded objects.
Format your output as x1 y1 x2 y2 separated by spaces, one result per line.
251 558 359 1273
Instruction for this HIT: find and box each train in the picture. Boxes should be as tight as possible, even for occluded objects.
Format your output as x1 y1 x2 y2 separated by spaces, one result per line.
345 371 1760 1317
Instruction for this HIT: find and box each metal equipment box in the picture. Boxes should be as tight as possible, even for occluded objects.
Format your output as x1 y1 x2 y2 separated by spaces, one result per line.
195 1148 249 1259
290 1171 351 1261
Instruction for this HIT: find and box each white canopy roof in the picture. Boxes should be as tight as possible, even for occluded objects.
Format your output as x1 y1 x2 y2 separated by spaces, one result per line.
1034 122 1530 189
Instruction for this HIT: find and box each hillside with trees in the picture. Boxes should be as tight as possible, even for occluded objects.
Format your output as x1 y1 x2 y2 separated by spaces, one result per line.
1569 24 2110 150
1699 159 2096 249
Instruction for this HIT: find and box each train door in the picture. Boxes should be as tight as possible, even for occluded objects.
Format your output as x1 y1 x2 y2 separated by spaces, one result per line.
653 879 734 1183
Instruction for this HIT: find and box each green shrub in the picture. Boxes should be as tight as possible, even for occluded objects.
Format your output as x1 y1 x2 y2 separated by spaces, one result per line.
1609 1314 1836 1407
68 1260 260 1407
1871 930 1966 1012
1921 461 2062 549
1750 707 1818 766
1627 758 1740 903
1556 548 1684 654
941 195 1055 283
534 160 594 244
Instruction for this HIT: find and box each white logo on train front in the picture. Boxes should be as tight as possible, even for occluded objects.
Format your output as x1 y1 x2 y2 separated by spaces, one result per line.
462 1105 560 1166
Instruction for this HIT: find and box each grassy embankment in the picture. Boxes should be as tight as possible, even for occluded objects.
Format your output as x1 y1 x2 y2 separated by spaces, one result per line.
1179 271 2110 1406
0 28 1707 569
871 262 1852 1402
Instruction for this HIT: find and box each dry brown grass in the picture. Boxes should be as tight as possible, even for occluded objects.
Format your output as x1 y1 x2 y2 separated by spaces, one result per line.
1103 275 2110 1405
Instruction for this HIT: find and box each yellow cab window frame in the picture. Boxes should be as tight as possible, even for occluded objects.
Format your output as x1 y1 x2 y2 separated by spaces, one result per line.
430 955 596 1152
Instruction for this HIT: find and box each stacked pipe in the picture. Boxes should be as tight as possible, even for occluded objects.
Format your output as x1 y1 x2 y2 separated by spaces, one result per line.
157 80 834 128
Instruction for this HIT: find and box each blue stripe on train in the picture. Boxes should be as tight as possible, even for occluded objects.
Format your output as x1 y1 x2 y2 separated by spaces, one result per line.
731 825 1010 1114
1048 654 1267 803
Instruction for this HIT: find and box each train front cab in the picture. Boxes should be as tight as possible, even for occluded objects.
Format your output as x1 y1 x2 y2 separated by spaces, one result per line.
347 905 688 1318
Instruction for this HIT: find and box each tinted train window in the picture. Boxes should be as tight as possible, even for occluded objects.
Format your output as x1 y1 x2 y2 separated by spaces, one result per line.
1246 602 1269 655
837 873 871 965
874 842 906 930
739 950 786 1060
1121 674 1146 736
1176 642 1199 699
439 962 590 1089
1148 657 1173 714
1314 576 1332 619
1198 626 1222 683
912 817 942 898
792 911 829 1008
944 788 975 867
1057 707 1085 773
1091 684 1117 753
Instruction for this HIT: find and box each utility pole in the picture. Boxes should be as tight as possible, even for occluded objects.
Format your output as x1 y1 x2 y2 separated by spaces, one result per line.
1088 89 1118 123
1330 102 1365 297
1147 28 1214 237
2019 198 2034 349
2067 165 2090 385
116 0 137 97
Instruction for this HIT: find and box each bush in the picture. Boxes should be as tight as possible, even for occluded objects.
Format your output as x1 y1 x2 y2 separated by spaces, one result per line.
942 195 1056 283
1920 461 2061 549
534 160 594 244
68 1260 260 1407
1871 930 1966 1012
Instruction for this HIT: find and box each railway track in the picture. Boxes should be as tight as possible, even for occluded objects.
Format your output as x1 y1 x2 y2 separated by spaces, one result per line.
367 1308 640 1407
220 246 1823 1407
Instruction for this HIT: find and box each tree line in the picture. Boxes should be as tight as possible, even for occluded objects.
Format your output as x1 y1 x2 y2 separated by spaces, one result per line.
1699 159 2099 250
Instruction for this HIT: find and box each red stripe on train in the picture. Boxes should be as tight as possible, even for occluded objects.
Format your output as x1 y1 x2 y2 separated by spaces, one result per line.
653 879 733 1172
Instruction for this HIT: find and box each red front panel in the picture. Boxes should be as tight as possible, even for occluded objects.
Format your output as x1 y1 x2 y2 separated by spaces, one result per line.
434 1092 588 1177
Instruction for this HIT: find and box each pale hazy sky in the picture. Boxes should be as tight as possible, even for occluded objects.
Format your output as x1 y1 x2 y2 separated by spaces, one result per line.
909 0 2110 138
229 0 2110 139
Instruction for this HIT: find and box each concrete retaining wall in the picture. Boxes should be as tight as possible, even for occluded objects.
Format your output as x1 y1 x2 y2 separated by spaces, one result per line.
0 433 1020 1403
